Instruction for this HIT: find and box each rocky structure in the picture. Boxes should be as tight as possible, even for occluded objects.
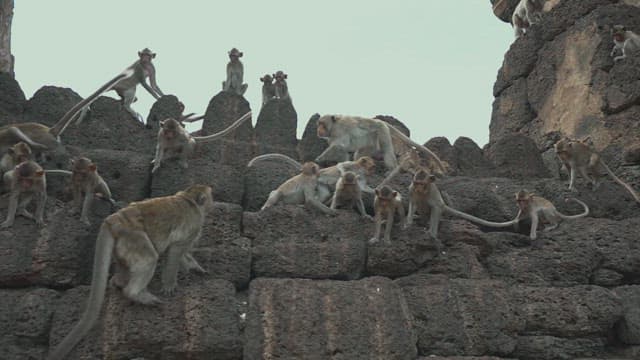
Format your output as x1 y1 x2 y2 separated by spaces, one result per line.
0 1 639 358
0 0 14 76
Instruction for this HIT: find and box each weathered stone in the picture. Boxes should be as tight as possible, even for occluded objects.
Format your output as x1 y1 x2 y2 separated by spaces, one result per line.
254 98 298 158
145 94 186 130
48 279 241 359
201 91 253 142
244 206 368 280
298 113 327 162
242 155 299 211
244 277 417 360
0 71 24 123
22 86 81 126
613 285 640 345
485 134 551 179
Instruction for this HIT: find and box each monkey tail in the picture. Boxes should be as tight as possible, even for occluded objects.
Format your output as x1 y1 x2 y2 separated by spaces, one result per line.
387 125 447 174
600 161 640 203
443 204 519 228
50 69 134 137
44 170 73 176
46 222 115 360
191 111 252 143
556 198 589 220
247 153 303 170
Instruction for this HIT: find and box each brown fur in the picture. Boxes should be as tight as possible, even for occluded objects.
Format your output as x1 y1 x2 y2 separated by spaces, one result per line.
370 185 405 244
1 160 47 228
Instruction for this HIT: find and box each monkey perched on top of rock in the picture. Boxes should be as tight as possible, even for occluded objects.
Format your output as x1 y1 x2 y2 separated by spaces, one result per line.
260 162 337 216
554 137 640 203
151 111 252 173
315 115 446 173
512 0 545 38
370 185 405 244
512 190 589 242
1 160 47 228
330 171 370 219
610 25 640 62
273 70 291 101
222 48 248 95
260 74 276 105
69 48 165 125
46 184 214 360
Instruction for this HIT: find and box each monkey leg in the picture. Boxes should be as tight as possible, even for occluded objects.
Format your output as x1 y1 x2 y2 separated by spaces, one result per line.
34 192 46 226
1 193 20 228
121 87 142 122
370 213 383 244
160 242 189 296
121 233 161 305
428 206 444 255
109 261 129 289
239 84 248 96
317 185 332 204
529 213 539 241
261 190 282 210
568 167 578 191
80 190 94 226
404 200 416 228
356 199 371 220
383 210 395 244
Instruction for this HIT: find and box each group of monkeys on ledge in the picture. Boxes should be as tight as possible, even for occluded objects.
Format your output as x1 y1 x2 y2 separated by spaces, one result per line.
0 15 639 357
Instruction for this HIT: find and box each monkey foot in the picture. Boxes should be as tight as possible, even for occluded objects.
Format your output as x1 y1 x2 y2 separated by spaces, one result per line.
130 291 163 306
368 237 379 244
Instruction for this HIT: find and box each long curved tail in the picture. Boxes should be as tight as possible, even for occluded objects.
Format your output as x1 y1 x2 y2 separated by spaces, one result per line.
247 153 302 169
50 69 133 137
600 161 640 203
387 125 446 174
443 204 519 228
192 111 252 143
557 198 589 220
44 170 73 176
47 223 114 360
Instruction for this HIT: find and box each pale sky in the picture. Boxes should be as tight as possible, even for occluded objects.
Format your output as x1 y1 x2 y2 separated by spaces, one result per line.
12 1 512 147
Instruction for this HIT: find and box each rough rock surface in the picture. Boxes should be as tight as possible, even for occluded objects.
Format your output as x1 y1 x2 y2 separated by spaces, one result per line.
0 72 24 122
298 112 327 162
254 98 298 158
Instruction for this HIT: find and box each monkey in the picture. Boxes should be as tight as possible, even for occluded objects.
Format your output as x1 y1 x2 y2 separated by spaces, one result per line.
222 48 248 96
379 149 422 186
151 111 252 173
512 0 545 38
512 190 589 241
273 70 291 101
330 171 371 219
69 47 164 125
260 74 276 105
247 153 376 202
260 162 337 216
554 137 640 203
45 157 116 226
314 115 446 173
0 141 33 175
1 160 47 228
370 185 406 244
45 184 213 360
610 25 640 62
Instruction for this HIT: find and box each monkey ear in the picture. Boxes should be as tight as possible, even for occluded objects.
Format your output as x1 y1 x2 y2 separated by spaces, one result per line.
284 74 288 79
195 193 208 206
392 191 398 197
35 170 44 177
331 115 337 123
89 164 97 172
152 53 157 59
429 175 436 182
260 77 264 81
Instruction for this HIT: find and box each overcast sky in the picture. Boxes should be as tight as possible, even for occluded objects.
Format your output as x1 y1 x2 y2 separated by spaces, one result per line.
12 1 512 147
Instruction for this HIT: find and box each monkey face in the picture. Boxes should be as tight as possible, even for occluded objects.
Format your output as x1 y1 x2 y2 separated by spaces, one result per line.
316 116 335 138
260 75 273 83
302 162 319 176
9 143 32 163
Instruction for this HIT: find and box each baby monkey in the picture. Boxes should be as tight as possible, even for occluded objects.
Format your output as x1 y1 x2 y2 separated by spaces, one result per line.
611 25 640 62
370 185 405 244
1 160 47 228
330 171 370 219
513 190 589 242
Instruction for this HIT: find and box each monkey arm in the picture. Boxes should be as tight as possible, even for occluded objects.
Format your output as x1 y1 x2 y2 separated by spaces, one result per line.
140 80 161 100
7 127 47 149
380 165 402 187
303 185 336 216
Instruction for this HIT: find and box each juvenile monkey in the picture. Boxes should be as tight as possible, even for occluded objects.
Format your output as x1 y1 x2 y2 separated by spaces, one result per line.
273 70 291 101
261 162 337 216
1 160 47 228
370 185 405 244
222 48 248 96
554 137 640 203
260 74 276 105
46 157 116 226
315 114 446 173
512 190 589 241
610 25 640 62
0 117 77 161
70 48 165 125
45 185 214 360
151 111 252 172
0 141 33 174
512 0 545 38
330 171 370 218
247 153 376 202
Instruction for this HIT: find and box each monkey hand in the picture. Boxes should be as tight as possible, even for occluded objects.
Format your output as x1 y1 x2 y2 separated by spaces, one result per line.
363 214 374 222
35 218 46 227
368 237 379 244
160 284 177 296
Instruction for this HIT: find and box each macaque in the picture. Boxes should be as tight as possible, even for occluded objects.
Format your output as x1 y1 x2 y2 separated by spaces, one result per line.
315 115 446 173
46 157 116 226
404 168 526 254
554 137 640 203
69 48 165 125
46 185 213 360
512 0 545 38
330 171 370 218
273 70 291 101
222 48 248 96
260 74 276 105
261 162 337 216
247 153 376 202
1 141 33 174
512 190 589 241
151 111 252 173
370 185 405 244
1 161 47 228
610 25 640 62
